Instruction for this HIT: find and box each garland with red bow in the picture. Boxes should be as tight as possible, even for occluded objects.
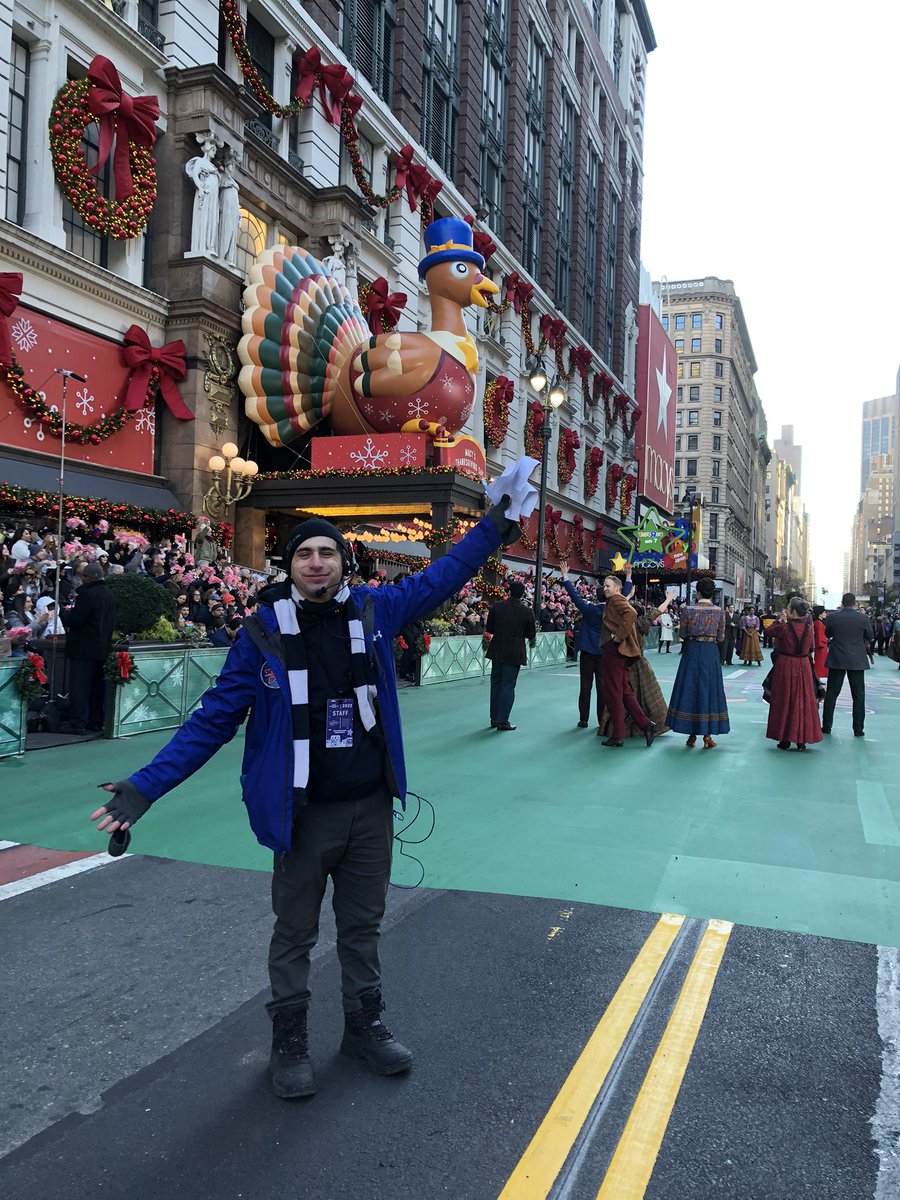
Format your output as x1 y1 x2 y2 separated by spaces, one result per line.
573 514 607 568
49 58 159 241
524 400 544 459
605 463 625 511
623 404 642 440
104 649 139 685
359 277 407 335
122 325 193 420
584 446 605 499
545 505 575 559
557 428 580 486
14 651 48 702
1 353 138 444
620 474 637 519
483 377 513 448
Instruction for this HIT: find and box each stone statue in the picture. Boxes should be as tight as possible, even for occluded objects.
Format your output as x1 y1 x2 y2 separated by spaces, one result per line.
185 137 221 257
218 152 241 267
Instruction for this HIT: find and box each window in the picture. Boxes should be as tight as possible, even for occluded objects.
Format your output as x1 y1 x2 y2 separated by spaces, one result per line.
555 96 576 309
674 459 681 476
713 410 722 426
691 337 701 352
604 186 619 364
674 314 685 330
686 459 697 476
712 435 721 451
673 485 680 503
689 362 700 377
709 514 719 539
421 0 460 176
708 546 717 570
343 0 395 102
715 312 724 329
714 361 723 378
245 15 275 130
711 486 719 503
63 107 109 267
582 149 600 339
675 435 682 451
685 386 698 403
714 338 722 353
687 434 698 450
688 410 699 426
691 313 702 328
522 29 546 277
677 362 683 378
674 338 684 352
6 38 29 225
661 315 669 331
675 410 683 427
714 386 723 402
235 207 269 281
677 387 683 400
480 31 508 235
712 458 721 477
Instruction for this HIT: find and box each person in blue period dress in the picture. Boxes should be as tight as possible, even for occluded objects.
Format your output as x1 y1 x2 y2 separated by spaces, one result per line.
666 576 730 749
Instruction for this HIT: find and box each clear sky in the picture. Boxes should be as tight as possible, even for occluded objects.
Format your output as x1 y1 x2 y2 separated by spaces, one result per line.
639 0 900 604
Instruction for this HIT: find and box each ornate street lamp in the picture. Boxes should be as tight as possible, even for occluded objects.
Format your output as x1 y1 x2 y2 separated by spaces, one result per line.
529 361 566 624
202 440 259 518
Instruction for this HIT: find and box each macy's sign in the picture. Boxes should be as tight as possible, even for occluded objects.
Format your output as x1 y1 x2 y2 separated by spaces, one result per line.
644 443 674 506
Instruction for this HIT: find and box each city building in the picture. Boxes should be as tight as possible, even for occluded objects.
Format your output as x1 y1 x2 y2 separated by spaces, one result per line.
861 392 898 494
656 276 770 606
765 425 811 599
0 0 659 574
848 378 899 600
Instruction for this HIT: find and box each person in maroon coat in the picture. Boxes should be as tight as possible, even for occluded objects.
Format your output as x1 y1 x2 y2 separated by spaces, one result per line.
765 597 823 751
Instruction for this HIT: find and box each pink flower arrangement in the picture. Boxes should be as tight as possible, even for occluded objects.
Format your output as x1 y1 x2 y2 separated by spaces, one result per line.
113 530 149 551
66 517 86 531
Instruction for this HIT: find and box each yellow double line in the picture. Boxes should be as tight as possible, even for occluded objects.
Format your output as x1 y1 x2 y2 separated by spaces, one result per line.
498 913 732 1200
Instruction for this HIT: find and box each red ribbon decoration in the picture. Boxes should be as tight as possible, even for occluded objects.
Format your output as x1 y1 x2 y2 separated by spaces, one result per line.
117 650 132 680
293 47 322 102
504 271 521 306
318 62 355 124
463 217 497 264
121 325 193 420
364 277 408 335
87 56 160 200
393 145 433 213
513 278 534 315
539 315 567 350
419 175 444 215
0 272 23 365
570 345 593 377
27 652 47 686
342 92 364 140
494 377 514 406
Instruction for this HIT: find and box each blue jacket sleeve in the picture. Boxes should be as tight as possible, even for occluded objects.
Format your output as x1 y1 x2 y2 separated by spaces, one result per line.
375 516 503 634
127 629 260 803
562 579 602 617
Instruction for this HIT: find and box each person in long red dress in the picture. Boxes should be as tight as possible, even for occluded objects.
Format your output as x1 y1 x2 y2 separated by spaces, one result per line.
766 598 823 751
812 604 828 683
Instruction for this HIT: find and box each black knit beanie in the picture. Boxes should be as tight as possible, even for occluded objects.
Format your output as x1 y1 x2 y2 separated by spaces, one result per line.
282 519 352 572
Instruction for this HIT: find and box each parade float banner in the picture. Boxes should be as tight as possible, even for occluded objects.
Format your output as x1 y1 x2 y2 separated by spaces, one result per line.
310 432 427 472
0 307 156 473
617 505 700 571
634 304 677 514
433 435 486 480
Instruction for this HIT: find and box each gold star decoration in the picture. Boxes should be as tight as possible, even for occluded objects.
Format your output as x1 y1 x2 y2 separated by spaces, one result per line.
610 551 629 573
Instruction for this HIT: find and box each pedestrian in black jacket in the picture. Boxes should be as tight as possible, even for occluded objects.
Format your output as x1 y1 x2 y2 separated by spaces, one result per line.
60 563 116 733
485 580 536 730
821 594 875 736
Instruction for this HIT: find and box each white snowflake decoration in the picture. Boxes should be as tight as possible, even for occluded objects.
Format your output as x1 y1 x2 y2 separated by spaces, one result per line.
408 397 430 419
75 386 95 416
400 444 417 467
135 407 156 435
379 409 393 423
349 436 389 470
362 403 375 417
440 377 457 392
11 317 37 353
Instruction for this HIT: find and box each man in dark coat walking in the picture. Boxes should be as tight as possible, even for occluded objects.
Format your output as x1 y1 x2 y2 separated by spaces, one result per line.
60 562 116 733
485 580 536 731
720 603 739 665
822 593 875 737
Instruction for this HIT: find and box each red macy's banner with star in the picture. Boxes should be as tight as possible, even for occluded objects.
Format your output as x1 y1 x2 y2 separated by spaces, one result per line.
0 307 156 473
634 304 677 514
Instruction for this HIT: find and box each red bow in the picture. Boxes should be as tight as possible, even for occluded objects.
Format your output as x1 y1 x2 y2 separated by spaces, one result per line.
570 346 593 376
0 271 23 365
122 325 193 420
589 447 605 467
27 652 47 686
494 377 514 406
565 429 581 451
572 513 584 527
598 371 614 399
504 272 521 306
540 315 567 349
463 217 497 264
364 277 407 334
342 92 364 140
292 48 355 123
513 278 534 315
117 650 132 680
545 504 562 528
87 56 159 200
420 175 444 212
393 145 433 213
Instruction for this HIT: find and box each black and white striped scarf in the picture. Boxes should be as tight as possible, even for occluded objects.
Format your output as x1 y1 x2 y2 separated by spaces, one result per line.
273 583 378 790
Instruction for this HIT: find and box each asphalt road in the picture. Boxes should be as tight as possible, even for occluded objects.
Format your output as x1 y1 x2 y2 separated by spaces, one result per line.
0 853 886 1199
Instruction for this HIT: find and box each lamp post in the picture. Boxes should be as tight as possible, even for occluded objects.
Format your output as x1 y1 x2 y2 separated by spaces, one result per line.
529 358 566 624
50 368 86 697
202 440 259 519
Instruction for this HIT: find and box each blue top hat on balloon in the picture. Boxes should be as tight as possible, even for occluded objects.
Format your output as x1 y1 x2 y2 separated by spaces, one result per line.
417 217 485 280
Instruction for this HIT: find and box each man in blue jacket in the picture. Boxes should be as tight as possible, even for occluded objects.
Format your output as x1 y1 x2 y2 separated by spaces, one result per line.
90 503 518 1099
558 558 632 729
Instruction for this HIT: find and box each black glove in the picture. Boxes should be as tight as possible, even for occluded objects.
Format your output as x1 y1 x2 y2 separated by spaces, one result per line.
486 496 521 547
96 779 152 856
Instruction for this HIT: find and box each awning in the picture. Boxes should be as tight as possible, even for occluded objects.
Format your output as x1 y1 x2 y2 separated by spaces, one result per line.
0 454 183 511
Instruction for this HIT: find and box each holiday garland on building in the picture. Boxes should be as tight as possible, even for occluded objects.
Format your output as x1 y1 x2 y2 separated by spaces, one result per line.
584 446 604 499
0 482 231 546
483 376 513 448
49 58 159 241
557 428 580 486
605 463 625 512
0 353 140 445
524 400 544 459
620 473 637 519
